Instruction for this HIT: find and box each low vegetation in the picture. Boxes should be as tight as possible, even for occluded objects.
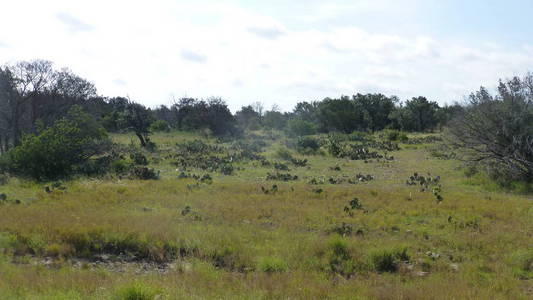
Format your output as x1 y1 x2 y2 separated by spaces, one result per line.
0 60 531 299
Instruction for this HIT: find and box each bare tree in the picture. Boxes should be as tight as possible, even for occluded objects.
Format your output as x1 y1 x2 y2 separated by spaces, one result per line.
1 60 55 146
0 60 97 149
252 101 264 117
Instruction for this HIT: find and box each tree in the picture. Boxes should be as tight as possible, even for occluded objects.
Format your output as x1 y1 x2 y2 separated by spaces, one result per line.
204 97 239 136
2 106 109 180
263 105 288 130
0 60 98 149
317 97 359 133
170 97 237 137
235 105 261 130
119 101 154 147
293 101 319 123
449 74 533 182
0 68 17 153
286 117 316 136
403 96 439 131
352 93 397 131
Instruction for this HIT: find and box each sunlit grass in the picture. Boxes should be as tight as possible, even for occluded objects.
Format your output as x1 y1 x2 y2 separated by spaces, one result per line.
0 131 531 299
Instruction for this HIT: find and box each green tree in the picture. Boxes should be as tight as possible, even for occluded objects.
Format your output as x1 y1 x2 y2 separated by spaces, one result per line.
119 101 154 147
286 117 316 136
403 96 439 131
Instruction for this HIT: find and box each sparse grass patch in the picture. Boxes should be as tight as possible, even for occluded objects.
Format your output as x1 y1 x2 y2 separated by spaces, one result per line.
114 281 162 300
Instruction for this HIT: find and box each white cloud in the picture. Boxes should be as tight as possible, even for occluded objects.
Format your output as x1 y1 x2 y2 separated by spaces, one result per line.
56 12 93 33
0 0 531 111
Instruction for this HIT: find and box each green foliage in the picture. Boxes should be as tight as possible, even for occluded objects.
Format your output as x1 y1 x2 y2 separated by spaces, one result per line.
371 247 409 273
274 147 294 161
114 282 161 300
129 166 159 180
327 238 358 277
295 136 320 154
286 117 316 136
173 97 239 137
258 257 288 273
149 119 170 132
449 75 533 183
390 97 439 132
381 129 407 142
3 106 109 180
130 151 148 166
111 159 132 174
119 101 154 148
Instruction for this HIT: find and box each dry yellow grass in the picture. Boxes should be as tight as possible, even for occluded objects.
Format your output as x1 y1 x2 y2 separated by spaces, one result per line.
0 131 531 299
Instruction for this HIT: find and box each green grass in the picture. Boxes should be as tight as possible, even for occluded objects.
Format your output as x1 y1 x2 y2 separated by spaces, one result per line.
0 131 531 299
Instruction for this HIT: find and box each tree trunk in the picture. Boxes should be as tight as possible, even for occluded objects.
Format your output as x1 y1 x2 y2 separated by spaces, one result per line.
136 132 147 147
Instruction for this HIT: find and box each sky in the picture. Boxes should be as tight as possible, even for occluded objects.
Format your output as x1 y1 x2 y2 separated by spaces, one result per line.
1 0 532 111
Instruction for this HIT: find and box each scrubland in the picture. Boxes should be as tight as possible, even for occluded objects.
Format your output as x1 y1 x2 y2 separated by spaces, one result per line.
0 131 531 299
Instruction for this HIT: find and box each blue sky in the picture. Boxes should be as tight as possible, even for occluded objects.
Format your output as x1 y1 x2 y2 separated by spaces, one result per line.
1 0 532 111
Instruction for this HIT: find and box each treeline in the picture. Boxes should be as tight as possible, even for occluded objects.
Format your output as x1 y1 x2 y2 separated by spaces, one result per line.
225 95 462 136
1 59 531 185
0 59 462 153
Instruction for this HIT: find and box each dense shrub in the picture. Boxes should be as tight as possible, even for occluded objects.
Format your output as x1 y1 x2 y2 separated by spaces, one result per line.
2 106 109 180
371 247 410 273
381 129 407 142
449 74 533 183
286 117 316 136
296 136 320 154
149 119 170 132
129 166 159 180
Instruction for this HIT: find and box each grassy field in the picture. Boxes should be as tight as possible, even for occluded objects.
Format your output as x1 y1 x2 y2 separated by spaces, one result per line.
0 131 531 299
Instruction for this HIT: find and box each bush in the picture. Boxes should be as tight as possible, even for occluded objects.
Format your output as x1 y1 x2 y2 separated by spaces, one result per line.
381 129 407 142
111 159 131 174
286 118 316 136
130 151 148 166
274 147 294 161
296 136 320 154
371 247 409 273
149 119 170 132
129 167 159 180
449 74 533 183
327 238 358 277
3 106 109 180
114 282 161 300
258 257 288 273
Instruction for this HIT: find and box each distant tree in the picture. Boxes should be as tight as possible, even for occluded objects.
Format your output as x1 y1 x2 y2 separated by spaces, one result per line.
119 101 154 148
170 97 237 137
204 97 239 136
235 105 261 130
0 60 98 150
317 97 359 133
0 60 55 146
435 103 464 131
352 93 397 131
403 96 439 131
0 68 17 153
149 119 171 132
286 117 316 136
153 104 176 127
388 105 415 131
263 105 288 130
251 101 265 118
449 74 533 182
293 101 319 123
